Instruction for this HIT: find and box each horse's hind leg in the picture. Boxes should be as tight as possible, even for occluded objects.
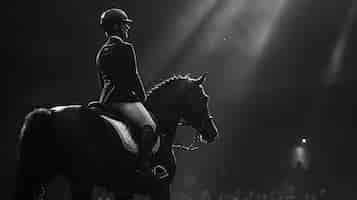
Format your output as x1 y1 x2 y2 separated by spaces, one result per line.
13 138 55 199
13 171 43 199
13 107 56 200
13 157 53 200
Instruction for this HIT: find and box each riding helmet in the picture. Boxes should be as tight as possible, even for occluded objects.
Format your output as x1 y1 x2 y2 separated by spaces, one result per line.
100 8 133 32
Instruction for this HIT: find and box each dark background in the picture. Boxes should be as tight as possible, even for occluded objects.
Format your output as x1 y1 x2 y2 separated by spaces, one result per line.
4 0 357 198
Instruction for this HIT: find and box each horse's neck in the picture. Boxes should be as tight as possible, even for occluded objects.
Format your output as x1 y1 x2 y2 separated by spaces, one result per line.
148 104 180 145
156 111 179 137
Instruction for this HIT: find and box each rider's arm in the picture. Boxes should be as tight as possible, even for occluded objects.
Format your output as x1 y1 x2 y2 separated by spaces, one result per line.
127 45 147 102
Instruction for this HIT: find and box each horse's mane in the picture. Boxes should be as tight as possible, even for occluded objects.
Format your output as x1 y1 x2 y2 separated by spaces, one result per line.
146 74 196 105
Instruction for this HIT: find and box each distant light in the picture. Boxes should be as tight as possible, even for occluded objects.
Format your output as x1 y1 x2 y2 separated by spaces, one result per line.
301 138 307 144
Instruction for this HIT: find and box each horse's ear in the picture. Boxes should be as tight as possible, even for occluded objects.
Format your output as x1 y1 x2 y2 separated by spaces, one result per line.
195 72 208 85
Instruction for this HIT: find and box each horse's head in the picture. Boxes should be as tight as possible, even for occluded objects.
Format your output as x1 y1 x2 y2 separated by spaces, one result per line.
179 73 219 143
147 73 219 144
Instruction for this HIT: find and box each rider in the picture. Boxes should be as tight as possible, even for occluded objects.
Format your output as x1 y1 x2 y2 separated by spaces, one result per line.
96 8 157 178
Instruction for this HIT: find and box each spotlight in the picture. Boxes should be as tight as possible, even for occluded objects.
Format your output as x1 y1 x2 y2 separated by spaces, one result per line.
301 138 307 144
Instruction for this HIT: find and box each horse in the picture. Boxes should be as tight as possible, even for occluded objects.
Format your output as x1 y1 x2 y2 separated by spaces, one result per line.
13 73 219 200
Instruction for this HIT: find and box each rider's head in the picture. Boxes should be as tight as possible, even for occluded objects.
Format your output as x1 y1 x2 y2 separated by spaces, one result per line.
99 8 133 39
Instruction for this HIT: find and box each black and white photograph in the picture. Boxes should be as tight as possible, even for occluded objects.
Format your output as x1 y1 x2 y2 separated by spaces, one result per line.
4 0 357 199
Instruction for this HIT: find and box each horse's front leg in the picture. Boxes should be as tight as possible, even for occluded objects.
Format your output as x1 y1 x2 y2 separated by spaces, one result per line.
70 181 93 199
150 183 170 200
115 193 133 200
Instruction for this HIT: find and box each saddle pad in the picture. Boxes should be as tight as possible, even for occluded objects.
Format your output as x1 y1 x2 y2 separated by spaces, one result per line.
100 115 160 155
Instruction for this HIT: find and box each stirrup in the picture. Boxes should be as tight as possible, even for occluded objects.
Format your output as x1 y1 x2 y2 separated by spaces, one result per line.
152 165 169 179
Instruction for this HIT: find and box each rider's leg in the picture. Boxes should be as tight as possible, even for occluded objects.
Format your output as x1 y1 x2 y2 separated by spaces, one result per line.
111 102 157 176
112 102 156 131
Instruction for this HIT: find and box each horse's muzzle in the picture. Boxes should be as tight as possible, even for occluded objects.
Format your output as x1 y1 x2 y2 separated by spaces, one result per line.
201 117 219 144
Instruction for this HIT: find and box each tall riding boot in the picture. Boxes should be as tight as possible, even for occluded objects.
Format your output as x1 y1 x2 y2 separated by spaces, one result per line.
137 125 156 178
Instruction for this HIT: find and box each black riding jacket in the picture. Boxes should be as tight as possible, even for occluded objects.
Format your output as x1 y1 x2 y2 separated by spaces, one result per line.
96 36 146 103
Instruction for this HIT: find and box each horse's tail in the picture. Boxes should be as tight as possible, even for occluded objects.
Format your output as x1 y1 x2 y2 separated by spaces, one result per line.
18 108 52 141
13 108 55 200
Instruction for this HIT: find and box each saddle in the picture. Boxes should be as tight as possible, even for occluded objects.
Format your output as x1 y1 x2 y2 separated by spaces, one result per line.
87 101 133 127
86 101 168 180
86 101 160 155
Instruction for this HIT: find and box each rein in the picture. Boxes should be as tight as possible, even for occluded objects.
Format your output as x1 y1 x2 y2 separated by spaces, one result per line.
172 134 200 151
171 114 215 151
171 107 215 151
171 120 205 151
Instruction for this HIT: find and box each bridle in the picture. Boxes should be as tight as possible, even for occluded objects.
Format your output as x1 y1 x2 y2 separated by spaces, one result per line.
172 113 215 151
172 78 215 151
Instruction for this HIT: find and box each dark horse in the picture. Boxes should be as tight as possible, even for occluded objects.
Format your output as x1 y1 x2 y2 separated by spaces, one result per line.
13 74 219 199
